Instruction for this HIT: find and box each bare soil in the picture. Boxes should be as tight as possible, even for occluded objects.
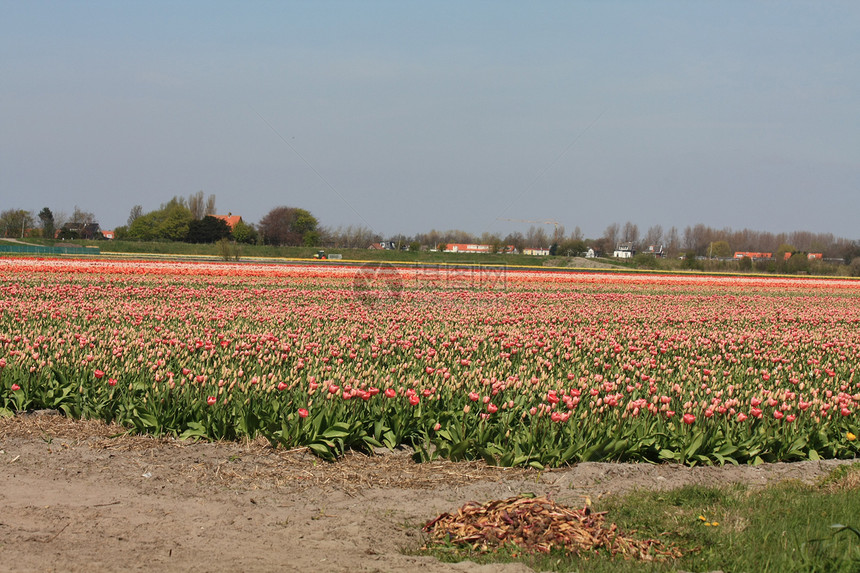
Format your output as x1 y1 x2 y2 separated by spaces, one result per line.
1 413 853 573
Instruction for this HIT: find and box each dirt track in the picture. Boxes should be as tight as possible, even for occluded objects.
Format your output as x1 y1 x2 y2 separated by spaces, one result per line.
0 414 854 573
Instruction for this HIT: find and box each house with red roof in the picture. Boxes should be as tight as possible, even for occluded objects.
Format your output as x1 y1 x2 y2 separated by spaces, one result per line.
212 214 242 231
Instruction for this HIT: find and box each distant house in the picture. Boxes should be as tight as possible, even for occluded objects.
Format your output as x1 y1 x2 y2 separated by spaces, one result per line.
369 241 396 250
782 251 824 261
613 243 636 258
585 247 597 258
102 230 115 240
642 244 664 257
523 247 550 256
212 214 242 231
734 252 772 260
59 222 102 240
444 243 492 254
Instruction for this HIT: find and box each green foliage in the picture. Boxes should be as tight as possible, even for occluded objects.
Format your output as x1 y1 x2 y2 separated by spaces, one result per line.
187 216 231 243
0 209 34 238
632 253 659 269
709 240 731 258
38 207 55 240
681 252 702 270
126 197 193 241
258 206 319 246
423 471 860 572
231 219 257 244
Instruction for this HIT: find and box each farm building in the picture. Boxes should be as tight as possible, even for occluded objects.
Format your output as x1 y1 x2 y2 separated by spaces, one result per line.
444 244 492 253
212 214 243 231
734 252 773 260
613 243 635 258
522 247 550 256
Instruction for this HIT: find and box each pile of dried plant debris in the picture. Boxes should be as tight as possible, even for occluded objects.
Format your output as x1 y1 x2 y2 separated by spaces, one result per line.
423 495 681 561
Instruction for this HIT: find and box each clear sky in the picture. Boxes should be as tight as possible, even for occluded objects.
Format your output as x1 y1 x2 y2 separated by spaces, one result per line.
2 1 858 240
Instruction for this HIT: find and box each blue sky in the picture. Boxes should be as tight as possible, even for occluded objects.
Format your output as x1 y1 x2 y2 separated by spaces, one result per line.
2 1 858 239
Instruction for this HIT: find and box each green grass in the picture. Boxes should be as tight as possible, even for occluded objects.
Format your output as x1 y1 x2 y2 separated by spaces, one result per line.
418 464 860 572
13 237 626 268
9 237 856 277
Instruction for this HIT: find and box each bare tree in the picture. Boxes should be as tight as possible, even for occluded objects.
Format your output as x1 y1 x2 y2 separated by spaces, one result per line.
71 206 95 226
188 191 205 220
621 221 639 246
128 205 143 227
187 191 216 220
665 226 680 258
602 222 620 250
525 226 548 248
205 194 216 217
643 224 663 248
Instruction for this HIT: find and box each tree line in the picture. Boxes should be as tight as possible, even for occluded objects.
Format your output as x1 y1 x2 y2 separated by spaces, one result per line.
3 198 859 271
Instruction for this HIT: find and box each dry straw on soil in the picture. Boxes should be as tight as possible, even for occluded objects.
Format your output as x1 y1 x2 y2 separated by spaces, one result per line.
423 495 682 560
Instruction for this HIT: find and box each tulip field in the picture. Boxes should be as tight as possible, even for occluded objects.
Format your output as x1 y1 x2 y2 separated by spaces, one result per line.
1 257 858 468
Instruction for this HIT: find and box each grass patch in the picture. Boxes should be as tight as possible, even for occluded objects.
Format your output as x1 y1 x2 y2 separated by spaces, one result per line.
418 465 860 572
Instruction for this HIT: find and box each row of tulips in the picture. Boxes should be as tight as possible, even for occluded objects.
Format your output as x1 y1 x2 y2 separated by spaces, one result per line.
1 258 858 467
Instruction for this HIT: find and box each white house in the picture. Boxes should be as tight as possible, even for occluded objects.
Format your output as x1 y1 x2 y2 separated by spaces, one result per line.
613 243 636 258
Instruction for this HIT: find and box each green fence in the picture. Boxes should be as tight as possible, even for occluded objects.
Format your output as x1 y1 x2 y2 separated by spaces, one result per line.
0 243 101 255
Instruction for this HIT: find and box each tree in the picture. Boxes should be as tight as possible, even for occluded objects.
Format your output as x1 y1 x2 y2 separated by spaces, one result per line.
709 240 731 259
157 199 194 241
186 216 231 243
70 206 95 227
559 238 586 257
188 191 217 220
621 221 639 245
502 232 525 254
126 197 193 242
231 219 258 244
258 206 319 246
643 225 663 248
602 222 620 251
665 226 681 258
58 206 100 240
38 207 55 239
525 226 548 248
128 205 143 227
682 251 702 270
0 209 34 238
786 252 809 274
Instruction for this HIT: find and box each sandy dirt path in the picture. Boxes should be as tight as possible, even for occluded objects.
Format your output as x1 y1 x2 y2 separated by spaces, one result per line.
0 414 853 573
